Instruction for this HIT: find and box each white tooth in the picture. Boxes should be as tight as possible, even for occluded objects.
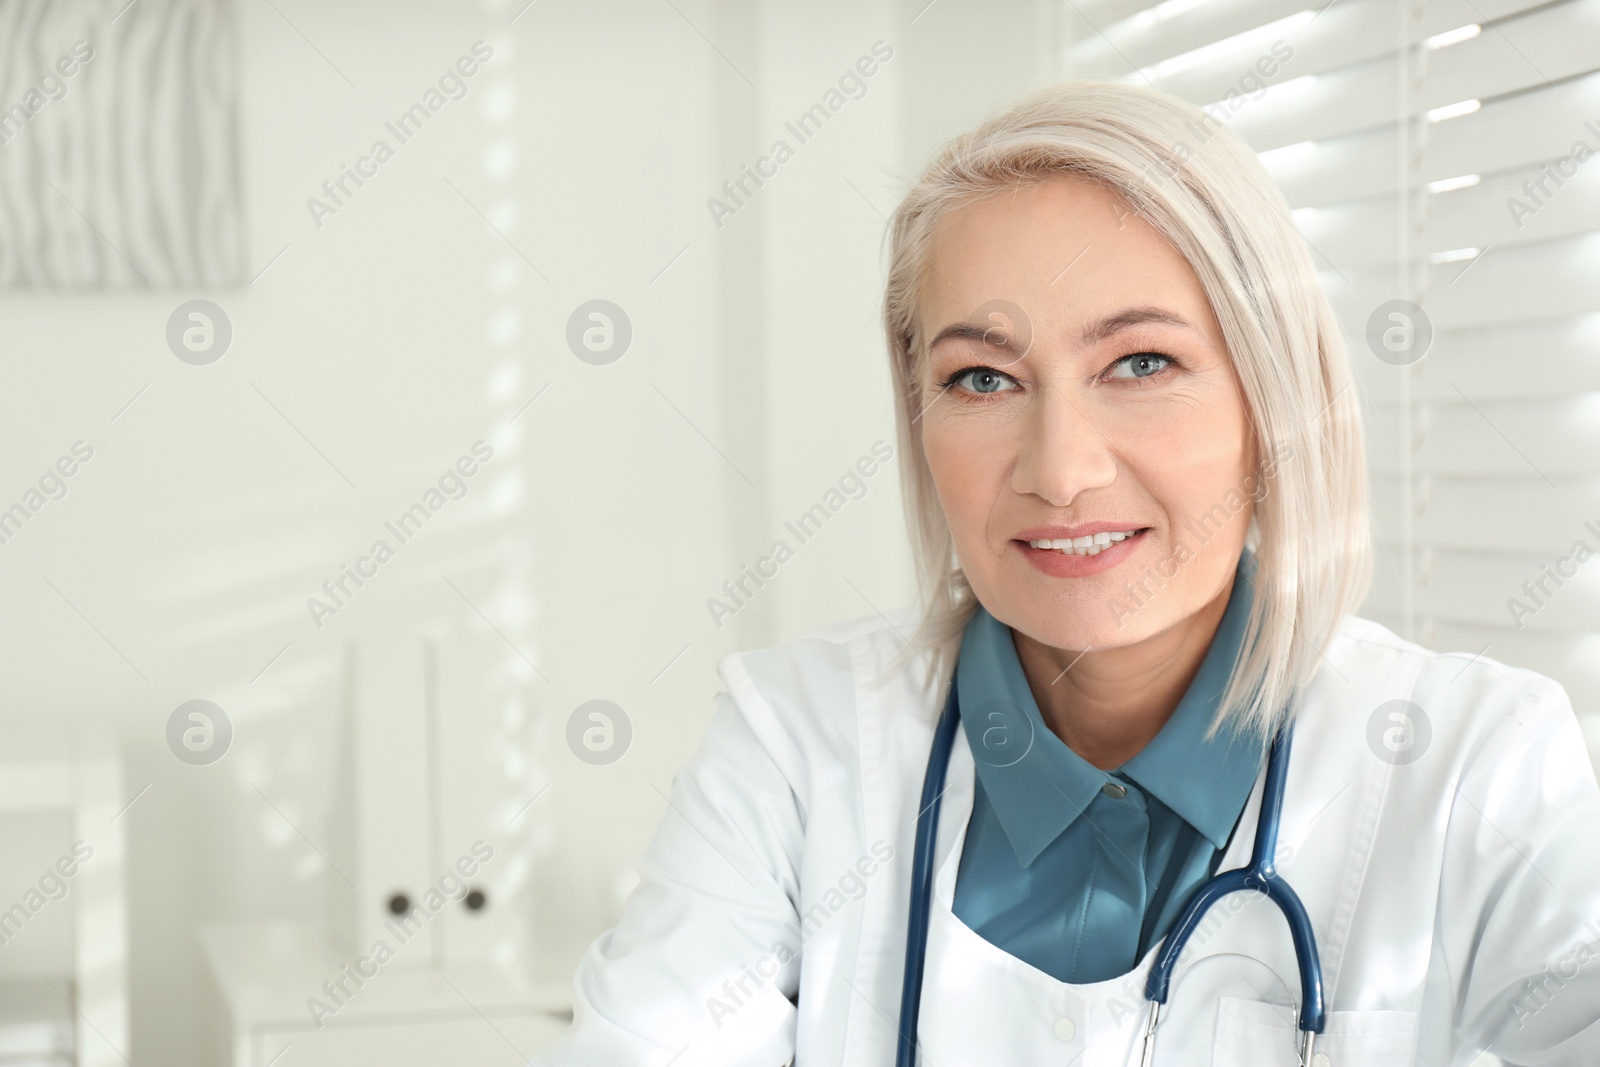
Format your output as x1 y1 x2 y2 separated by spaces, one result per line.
1087 544 1103 555
1108 531 1127 541
1093 532 1111 546
1049 539 1071 550
1073 535 1094 548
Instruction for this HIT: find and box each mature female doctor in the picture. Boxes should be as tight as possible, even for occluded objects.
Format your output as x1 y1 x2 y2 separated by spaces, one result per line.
531 81 1600 1066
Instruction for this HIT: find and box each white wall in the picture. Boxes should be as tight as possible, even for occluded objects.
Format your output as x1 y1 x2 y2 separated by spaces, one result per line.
2 0 1061 1063
0 0 814 1062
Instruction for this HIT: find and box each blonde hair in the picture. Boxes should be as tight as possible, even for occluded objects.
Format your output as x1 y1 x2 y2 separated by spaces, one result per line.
880 79 1371 744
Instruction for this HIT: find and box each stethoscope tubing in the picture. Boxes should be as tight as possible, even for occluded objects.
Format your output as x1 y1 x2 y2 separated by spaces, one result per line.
894 678 962 1067
1143 722 1326 1033
895 672 1326 1067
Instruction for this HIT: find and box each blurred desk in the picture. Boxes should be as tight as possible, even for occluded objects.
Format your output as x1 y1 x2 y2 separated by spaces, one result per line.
0 729 126 1067
0 980 72 1065
200 921 572 1067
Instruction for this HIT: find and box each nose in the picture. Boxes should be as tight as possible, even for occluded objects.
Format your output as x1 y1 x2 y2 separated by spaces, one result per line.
1010 380 1117 507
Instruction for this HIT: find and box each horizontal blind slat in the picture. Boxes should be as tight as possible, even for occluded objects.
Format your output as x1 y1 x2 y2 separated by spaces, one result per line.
1291 159 1600 271
1072 0 1562 88
1369 474 1600 550
1325 227 1600 330
1347 314 1600 402
1365 396 1600 476
1367 544 1600 632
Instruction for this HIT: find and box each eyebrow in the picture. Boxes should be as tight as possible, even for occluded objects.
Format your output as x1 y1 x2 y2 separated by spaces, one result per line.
926 305 1199 355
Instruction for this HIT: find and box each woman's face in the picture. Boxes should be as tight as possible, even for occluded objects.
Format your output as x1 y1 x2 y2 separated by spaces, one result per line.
917 174 1258 652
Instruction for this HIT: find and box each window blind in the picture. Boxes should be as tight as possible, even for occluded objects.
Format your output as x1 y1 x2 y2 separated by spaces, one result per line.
1058 0 1600 781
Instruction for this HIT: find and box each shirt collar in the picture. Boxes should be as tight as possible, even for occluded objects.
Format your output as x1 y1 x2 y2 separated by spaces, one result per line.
1120 551 1266 849
955 549 1265 867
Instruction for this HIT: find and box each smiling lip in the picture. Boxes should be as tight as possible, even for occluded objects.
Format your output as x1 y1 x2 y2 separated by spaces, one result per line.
1013 523 1151 578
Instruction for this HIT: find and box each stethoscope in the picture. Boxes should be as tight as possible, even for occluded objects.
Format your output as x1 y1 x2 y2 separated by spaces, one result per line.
895 671 1326 1067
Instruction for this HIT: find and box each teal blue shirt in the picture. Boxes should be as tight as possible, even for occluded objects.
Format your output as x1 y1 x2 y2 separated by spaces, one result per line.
950 551 1266 983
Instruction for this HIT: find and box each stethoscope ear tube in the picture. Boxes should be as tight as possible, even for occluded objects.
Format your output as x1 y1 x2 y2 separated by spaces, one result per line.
895 677 962 1067
1140 718 1327 1057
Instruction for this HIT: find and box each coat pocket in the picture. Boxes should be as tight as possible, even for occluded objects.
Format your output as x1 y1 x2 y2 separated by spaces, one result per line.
1211 994 1419 1066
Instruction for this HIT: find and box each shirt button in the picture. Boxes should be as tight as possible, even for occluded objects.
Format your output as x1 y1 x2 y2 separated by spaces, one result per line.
1311 1055 1331 1067
1102 780 1128 799
1052 1016 1076 1041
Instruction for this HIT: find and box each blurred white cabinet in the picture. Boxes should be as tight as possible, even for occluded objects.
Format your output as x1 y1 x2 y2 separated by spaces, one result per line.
330 634 534 968
201 632 563 1067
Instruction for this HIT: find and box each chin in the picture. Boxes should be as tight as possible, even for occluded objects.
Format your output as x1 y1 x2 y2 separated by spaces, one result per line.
982 582 1175 653
1024 606 1166 653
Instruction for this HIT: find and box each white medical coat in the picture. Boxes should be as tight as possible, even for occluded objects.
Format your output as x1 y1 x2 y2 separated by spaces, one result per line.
530 609 1600 1065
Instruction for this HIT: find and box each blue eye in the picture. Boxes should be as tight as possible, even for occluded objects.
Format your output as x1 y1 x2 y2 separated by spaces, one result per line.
943 366 1019 396
1107 353 1173 380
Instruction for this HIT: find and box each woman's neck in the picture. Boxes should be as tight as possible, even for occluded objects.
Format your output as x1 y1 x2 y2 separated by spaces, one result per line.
1010 581 1233 770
